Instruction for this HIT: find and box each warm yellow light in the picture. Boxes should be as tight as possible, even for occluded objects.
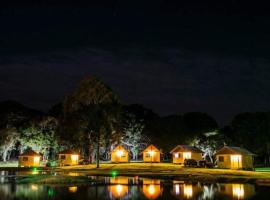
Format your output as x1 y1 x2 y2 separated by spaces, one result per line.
231 155 242 169
69 186 78 193
184 184 193 199
148 151 154 156
232 184 244 199
117 150 124 157
33 156 40 163
148 184 156 195
31 184 38 191
175 153 179 158
71 154 78 161
116 184 123 195
175 184 180 195
183 152 191 159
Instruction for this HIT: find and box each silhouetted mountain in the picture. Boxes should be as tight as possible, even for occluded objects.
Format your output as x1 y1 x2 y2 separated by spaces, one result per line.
0 100 43 128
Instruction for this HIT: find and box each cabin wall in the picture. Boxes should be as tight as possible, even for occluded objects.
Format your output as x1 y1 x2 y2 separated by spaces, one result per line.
216 154 253 169
111 151 129 162
242 155 254 169
59 154 79 166
191 153 203 161
143 152 160 162
172 152 202 164
18 156 40 167
216 154 231 168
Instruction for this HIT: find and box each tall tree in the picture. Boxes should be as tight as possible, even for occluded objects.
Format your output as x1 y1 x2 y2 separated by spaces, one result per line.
121 113 149 160
0 127 19 162
63 76 121 168
19 117 59 160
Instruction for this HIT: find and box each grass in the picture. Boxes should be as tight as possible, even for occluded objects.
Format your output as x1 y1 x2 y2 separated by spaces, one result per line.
58 163 270 183
2 162 270 184
0 161 18 167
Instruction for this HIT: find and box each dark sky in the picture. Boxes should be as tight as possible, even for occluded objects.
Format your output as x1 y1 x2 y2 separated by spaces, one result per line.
1 1 270 125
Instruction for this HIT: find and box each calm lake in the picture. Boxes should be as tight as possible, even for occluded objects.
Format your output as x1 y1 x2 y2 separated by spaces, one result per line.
1 170 270 200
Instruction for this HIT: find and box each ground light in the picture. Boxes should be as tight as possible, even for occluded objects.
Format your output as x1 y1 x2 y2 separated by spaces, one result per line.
111 170 118 178
31 167 38 175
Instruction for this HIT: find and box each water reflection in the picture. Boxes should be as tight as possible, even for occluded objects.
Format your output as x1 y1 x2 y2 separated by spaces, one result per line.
108 177 129 199
142 179 162 199
218 183 255 199
69 186 78 193
0 173 261 200
172 182 201 199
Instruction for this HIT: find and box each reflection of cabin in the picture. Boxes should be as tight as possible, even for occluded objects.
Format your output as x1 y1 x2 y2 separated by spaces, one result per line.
170 145 203 164
58 150 79 166
215 146 255 169
142 178 162 199
142 144 161 162
172 181 202 199
108 177 129 199
218 183 255 199
18 150 41 167
111 145 129 163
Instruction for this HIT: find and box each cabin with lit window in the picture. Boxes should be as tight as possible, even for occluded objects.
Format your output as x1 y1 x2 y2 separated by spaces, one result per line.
18 150 41 167
58 150 79 166
215 146 254 169
170 145 203 164
111 145 129 163
142 144 161 162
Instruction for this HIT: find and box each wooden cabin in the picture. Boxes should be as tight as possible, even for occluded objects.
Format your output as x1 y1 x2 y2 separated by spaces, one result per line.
170 145 203 164
215 146 255 169
111 145 129 163
18 150 41 167
58 150 79 166
142 144 161 162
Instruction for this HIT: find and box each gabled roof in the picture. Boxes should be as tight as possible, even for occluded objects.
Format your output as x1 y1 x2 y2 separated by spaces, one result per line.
143 144 160 152
58 150 79 155
215 146 255 156
112 144 128 152
19 150 40 157
170 145 204 154
140 144 162 155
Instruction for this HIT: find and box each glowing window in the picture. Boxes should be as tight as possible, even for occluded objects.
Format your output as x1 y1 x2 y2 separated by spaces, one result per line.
175 153 179 158
183 152 191 159
71 155 78 161
33 156 40 163
116 150 124 157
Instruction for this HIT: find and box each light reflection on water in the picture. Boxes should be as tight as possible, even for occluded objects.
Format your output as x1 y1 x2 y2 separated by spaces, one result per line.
0 171 266 200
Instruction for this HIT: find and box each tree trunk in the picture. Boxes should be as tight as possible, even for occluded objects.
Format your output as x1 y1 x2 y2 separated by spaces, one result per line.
96 131 100 168
88 144 92 164
2 150 7 162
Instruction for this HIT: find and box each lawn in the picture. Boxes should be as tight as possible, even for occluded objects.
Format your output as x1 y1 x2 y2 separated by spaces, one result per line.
58 163 270 183
0 161 18 167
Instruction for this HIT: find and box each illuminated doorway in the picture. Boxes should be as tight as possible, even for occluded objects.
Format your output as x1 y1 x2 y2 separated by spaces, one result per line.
230 155 242 169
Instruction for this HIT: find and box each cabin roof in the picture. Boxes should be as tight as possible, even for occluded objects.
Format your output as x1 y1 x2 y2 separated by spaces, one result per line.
215 146 255 156
143 144 160 152
19 150 40 157
170 145 203 154
112 144 128 152
58 149 79 155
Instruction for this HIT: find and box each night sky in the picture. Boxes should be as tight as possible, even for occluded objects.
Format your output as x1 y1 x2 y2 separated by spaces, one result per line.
1 1 270 125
